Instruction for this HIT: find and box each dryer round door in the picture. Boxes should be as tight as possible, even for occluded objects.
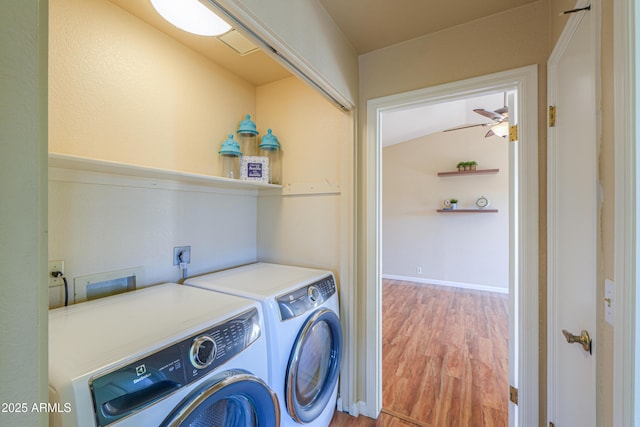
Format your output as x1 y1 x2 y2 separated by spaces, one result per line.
286 308 343 423
161 370 279 427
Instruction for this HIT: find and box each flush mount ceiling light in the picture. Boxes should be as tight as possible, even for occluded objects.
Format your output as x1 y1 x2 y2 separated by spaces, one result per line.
150 0 231 36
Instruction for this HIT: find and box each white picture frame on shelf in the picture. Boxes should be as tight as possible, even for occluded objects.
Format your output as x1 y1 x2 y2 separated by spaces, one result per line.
240 156 269 183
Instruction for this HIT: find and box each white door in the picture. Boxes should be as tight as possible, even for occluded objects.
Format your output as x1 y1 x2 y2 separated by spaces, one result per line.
547 2 599 426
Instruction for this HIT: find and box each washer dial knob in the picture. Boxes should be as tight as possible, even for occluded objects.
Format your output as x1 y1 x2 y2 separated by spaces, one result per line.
189 335 217 369
308 285 321 303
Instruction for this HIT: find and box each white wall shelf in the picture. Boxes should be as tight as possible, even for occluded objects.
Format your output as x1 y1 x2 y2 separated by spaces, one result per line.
48 153 282 192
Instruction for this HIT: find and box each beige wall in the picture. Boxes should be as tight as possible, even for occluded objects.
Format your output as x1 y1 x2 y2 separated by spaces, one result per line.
358 0 550 422
47 0 354 391
256 76 352 275
49 0 256 176
360 0 617 425
256 77 345 185
382 128 510 290
359 1 549 100
46 0 264 306
549 0 577 48
48 0 353 283
46 0 360 412
6 0 618 423
0 0 49 426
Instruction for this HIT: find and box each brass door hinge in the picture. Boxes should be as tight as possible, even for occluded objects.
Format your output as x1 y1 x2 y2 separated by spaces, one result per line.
549 105 556 127
509 385 518 405
549 422 555 427
509 125 518 142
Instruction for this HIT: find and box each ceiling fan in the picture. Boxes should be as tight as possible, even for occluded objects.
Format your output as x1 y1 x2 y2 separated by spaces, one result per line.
444 104 509 138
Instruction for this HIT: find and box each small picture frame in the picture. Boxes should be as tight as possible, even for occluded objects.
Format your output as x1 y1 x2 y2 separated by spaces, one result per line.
240 156 270 183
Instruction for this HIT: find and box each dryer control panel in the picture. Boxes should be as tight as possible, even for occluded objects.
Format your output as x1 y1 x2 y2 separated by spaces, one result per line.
277 275 336 321
89 307 260 427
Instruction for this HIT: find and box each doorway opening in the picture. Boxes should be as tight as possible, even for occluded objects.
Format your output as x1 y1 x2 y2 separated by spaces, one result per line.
364 66 539 426
379 91 512 425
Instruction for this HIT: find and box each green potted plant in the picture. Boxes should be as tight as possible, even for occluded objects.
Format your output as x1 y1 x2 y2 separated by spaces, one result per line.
456 161 466 172
468 160 478 171
449 198 458 209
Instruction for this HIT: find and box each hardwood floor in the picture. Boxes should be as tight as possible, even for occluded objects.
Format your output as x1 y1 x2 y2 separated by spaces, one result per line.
331 408 422 426
331 279 509 427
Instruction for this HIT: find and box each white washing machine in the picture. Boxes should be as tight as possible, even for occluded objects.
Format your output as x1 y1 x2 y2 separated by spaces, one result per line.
49 283 279 427
185 263 342 427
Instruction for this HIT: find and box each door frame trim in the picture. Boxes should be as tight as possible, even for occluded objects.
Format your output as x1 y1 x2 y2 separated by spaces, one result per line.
363 65 539 426
613 0 636 425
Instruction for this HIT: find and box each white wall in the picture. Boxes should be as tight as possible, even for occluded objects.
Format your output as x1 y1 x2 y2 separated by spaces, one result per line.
0 1 49 425
382 126 510 291
48 169 259 305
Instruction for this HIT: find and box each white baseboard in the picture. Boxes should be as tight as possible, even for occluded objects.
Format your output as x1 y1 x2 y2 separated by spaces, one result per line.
382 274 508 294
334 401 376 419
354 400 376 418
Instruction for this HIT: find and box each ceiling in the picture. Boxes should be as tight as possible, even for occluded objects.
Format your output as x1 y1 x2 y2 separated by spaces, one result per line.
107 0 526 143
319 0 540 54
109 0 541 85
381 92 507 146
109 0 538 86
108 0 291 86
318 0 527 143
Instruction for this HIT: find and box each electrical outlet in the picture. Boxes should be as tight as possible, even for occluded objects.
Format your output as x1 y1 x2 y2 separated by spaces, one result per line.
173 246 191 266
416 266 423 275
48 260 65 288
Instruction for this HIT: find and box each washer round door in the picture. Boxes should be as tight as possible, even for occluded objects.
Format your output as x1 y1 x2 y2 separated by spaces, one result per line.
286 308 343 423
161 370 279 427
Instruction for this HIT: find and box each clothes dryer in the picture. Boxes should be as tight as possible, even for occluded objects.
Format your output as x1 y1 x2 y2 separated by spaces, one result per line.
185 263 342 427
49 283 279 427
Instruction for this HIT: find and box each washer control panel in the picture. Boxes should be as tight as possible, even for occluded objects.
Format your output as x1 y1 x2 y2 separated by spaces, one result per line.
189 335 217 369
89 307 260 427
277 275 336 321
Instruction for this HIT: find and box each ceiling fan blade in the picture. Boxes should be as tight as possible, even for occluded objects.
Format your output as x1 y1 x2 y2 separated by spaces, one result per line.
473 108 503 121
443 123 489 132
484 128 497 138
494 106 508 115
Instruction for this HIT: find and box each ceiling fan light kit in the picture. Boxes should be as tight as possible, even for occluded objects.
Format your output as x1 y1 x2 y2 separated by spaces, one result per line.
485 121 509 138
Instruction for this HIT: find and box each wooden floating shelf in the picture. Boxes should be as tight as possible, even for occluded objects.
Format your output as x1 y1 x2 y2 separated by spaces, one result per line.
437 168 500 177
437 209 499 213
